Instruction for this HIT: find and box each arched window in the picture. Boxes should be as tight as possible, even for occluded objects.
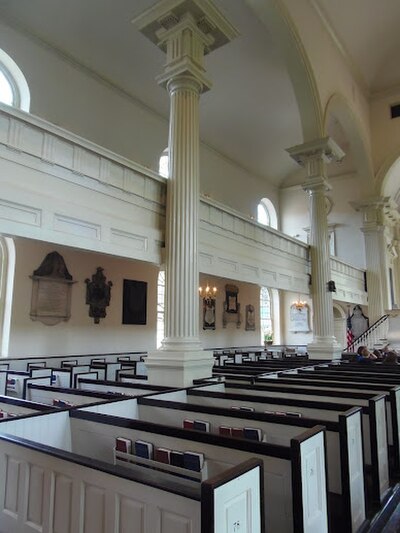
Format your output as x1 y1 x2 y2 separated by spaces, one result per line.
156 270 165 348
257 198 278 229
0 49 30 111
260 286 272 343
159 148 169 178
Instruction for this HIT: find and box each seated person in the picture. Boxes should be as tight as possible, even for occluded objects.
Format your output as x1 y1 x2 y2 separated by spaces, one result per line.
356 346 378 363
383 351 399 365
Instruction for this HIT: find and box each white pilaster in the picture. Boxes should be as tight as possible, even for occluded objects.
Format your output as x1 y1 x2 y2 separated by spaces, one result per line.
287 138 344 360
132 0 238 386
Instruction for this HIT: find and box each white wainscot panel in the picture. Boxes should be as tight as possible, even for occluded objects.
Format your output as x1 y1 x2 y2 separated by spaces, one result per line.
26 464 45 530
110 229 148 252
83 484 106 533
4 455 21 517
118 496 145 533
53 473 73 533
19 124 44 157
160 510 194 533
53 214 101 240
0 199 42 227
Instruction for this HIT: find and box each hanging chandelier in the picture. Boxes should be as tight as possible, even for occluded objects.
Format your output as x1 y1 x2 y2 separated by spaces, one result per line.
199 284 217 300
292 297 307 310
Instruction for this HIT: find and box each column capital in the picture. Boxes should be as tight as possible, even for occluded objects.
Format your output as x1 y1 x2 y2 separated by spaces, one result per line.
302 176 331 195
351 196 393 228
286 137 345 179
132 0 239 92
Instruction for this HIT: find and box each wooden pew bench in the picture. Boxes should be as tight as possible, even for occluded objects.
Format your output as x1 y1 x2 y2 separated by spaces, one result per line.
76 398 329 533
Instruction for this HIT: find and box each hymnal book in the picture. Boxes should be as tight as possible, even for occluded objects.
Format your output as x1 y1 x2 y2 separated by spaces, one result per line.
219 425 232 436
170 451 184 467
0 411 8 419
239 406 255 412
154 447 171 464
286 412 302 418
115 437 132 455
243 427 263 441
193 420 210 432
135 440 154 460
183 419 194 429
183 451 204 472
231 427 244 438
275 411 287 416
264 410 275 415
230 406 240 411
53 398 73 407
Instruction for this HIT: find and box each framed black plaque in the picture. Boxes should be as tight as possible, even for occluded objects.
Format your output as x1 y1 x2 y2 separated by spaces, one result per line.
122 279 147 325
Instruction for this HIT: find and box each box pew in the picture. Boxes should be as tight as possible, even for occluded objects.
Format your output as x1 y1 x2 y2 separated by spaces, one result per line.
0 395 54 419
76 377 171 396
129 390 365 533
0 372 6 396
75 400 328 533
0 411 264 533
5 370 52 399
89 361 122 381
195 381 390 507
1 352 148 372
26 383 121 407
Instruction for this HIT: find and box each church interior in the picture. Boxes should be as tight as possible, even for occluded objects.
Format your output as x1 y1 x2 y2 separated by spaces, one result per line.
0 0 400 532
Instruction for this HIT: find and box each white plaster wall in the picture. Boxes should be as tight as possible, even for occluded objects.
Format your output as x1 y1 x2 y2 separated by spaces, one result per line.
281 291 313 346
0 20 276 218
198 274 262 348
370 89 400 175
280 173 366 269
8 238 159 356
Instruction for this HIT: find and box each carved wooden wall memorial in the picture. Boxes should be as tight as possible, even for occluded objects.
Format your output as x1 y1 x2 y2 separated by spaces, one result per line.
85 267 112 324
30 251 75 326
223 284 241 328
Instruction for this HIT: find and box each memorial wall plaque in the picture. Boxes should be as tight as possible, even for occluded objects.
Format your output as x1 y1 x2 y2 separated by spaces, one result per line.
289 304 310 333
30 252 75 326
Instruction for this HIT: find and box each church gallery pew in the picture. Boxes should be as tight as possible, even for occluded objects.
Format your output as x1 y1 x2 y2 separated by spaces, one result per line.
76 396 328 533
0 410 268 533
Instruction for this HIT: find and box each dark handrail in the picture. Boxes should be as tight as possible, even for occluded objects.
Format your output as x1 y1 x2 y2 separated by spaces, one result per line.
346 314 389 352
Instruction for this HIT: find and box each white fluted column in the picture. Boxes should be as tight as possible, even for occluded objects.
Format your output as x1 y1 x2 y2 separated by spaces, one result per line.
287 138 344 359
132 0 238 386
352 198 391 323
163 76 202 350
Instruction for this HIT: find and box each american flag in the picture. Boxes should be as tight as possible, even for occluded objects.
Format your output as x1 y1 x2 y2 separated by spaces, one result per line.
346 308 354 347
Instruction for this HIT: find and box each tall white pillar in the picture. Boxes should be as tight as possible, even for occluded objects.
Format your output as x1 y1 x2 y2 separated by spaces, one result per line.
287 138 344 360
133 0 238 386
351 198 391 323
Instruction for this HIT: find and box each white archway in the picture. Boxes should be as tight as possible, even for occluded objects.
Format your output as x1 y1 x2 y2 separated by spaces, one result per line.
0 236 15 356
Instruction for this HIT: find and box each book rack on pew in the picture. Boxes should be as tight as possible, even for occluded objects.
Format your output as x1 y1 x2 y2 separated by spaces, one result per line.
114 448 210 484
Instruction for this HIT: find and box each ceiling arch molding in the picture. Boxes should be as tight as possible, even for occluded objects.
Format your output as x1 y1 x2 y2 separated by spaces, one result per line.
246 0 323 142
324 92 374 188
376 150 400 202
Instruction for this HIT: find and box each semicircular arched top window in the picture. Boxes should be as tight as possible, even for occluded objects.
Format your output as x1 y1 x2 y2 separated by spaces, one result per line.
0 49 30 111
257 198 278 230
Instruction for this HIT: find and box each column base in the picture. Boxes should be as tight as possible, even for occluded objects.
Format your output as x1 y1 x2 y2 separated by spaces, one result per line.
145 349 214 387
307 337 342 360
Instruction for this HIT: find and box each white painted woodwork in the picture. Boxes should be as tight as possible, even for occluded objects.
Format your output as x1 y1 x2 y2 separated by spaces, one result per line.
346 410 366 533
374 397 390 501
299 430 328 533
213 465 262 533
0 439 201 533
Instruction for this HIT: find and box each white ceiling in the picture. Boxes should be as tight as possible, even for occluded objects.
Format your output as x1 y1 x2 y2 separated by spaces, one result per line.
0 0 304 186
1 0 396 188
312 0 400 93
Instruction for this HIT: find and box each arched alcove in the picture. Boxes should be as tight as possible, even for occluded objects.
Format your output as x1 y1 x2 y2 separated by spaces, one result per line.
0 236 16 356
